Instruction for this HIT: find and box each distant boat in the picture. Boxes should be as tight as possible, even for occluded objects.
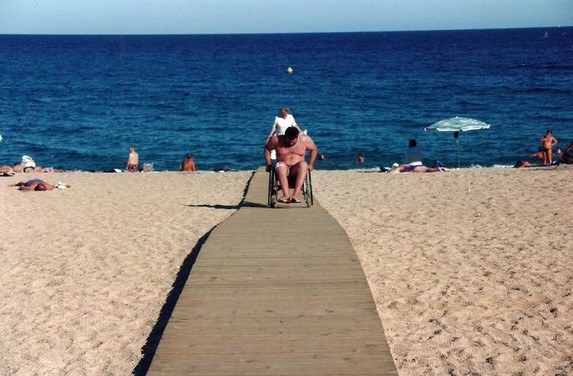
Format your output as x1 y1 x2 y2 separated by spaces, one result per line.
542 31 549 38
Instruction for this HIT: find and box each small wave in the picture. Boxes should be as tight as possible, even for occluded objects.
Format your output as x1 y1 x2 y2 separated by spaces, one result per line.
516 87 572 95
30 97 53 103
507 63 573 71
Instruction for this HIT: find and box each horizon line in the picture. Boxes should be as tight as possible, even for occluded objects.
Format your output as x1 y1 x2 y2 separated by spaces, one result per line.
0 25 570 37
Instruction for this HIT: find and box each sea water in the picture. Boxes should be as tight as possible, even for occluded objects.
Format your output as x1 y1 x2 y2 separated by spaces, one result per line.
0 28 572 171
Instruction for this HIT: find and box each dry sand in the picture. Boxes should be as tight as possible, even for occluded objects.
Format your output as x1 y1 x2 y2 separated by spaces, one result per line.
0 171 252 375
1 166 572 375
313 165 573 376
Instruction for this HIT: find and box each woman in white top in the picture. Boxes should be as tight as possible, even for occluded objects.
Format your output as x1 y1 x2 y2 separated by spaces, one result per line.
266 107 302 141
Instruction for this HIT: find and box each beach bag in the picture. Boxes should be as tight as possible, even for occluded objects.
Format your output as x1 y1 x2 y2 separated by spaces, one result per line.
22 155 36 168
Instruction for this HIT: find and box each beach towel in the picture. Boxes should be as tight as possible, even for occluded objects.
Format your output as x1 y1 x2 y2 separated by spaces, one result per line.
56 182 70 190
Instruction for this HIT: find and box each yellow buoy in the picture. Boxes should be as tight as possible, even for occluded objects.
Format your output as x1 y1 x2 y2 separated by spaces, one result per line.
286 66 293 74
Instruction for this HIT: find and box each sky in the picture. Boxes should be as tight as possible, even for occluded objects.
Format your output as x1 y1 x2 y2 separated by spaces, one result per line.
0 0 571 35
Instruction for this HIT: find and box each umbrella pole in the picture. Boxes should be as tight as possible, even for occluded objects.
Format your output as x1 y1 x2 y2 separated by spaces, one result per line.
457 140 460 168
454 131 460 168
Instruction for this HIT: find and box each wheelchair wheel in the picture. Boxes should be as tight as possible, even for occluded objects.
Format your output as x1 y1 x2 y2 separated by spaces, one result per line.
303 170 313 207
268 167 278 208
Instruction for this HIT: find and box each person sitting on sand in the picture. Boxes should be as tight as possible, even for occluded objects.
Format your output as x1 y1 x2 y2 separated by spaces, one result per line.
180 153 196 171
13 179 56 191
560 140 573 164
13 161 39 173
529 147 546 164
389 163 447 173
23 165 63 173
11 155 65 173
405 138 424 165
514 160 531 168
126 145 139 172
264 126 317 203
11 162 23 173
540 129 558 165
0 165 15 176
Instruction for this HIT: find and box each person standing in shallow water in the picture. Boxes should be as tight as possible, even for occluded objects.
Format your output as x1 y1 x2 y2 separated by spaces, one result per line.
126 145 139 172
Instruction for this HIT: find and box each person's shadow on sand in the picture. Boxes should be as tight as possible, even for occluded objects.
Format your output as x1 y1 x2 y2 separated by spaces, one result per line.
186 201 268 209
186 203 239 210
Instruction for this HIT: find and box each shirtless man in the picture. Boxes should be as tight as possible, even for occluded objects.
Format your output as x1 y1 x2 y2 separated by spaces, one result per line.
264 126 317 203
126 145 139 172
540 129 558 165
180 153 196 171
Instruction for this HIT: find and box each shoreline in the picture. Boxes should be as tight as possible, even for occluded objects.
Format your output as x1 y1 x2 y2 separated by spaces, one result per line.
1 165 572 374
3 156 569 176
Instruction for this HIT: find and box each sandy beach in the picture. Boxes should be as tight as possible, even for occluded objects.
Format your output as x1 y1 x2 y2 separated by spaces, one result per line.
1 166 572 375
313 166 573 375
0 171 252 375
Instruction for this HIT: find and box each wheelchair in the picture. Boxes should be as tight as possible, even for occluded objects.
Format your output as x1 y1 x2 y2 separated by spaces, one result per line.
267 164 313 208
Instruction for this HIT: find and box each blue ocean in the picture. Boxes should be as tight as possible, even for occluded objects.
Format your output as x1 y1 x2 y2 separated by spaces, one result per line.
0 28 572 171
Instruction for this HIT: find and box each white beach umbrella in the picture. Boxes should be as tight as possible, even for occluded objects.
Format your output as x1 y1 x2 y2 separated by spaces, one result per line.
425 117 491 167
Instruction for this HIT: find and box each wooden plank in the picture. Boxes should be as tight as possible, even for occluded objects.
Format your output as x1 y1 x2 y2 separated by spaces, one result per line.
146 170 397 375
151 353 398 376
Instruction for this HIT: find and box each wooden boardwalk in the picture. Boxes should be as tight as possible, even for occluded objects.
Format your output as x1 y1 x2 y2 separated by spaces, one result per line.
146 170 397 375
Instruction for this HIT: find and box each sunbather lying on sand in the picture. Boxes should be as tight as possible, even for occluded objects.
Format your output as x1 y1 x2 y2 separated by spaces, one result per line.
0 165 15 176
10 162 63 173
13 179 56 191
11 179 70 191
389 163 448 173
513 160 531 168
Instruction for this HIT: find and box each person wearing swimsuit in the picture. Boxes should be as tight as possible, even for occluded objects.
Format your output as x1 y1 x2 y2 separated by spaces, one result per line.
540 129 558 165
264 126 317 203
